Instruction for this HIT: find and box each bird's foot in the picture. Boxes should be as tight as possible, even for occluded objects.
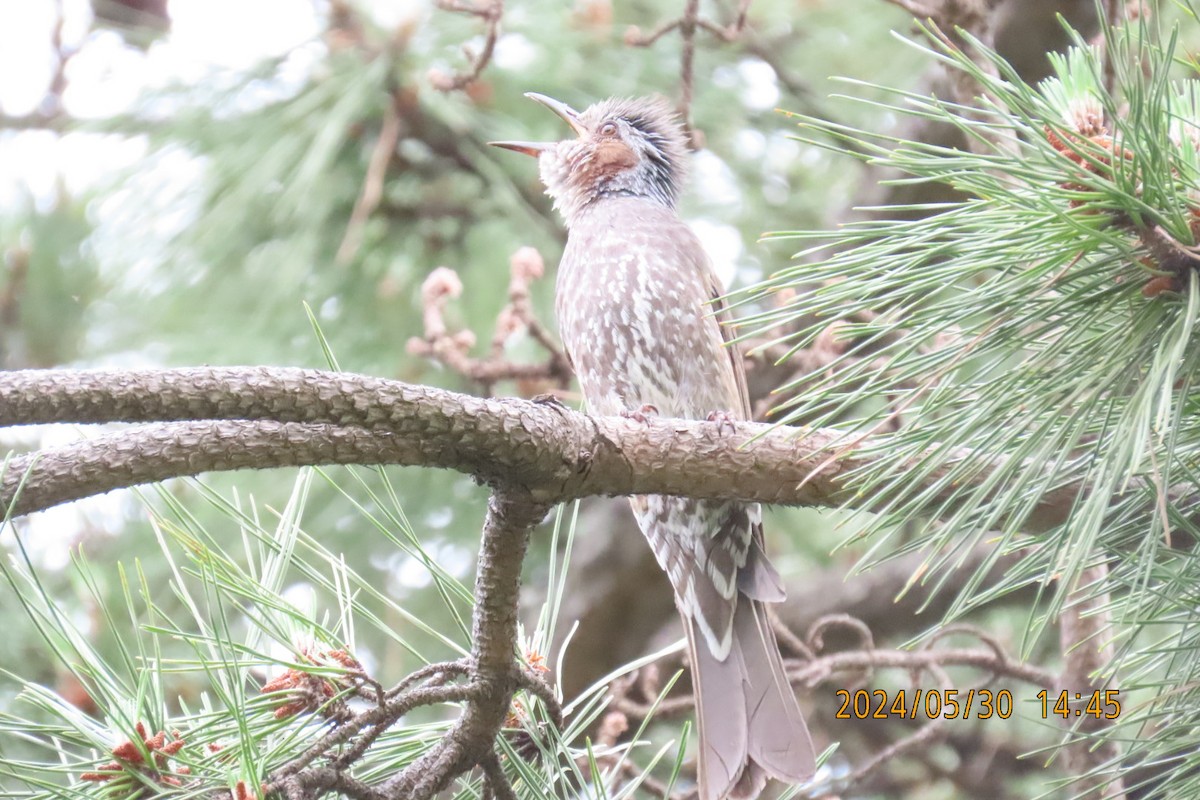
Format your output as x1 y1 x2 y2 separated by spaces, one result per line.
532 392 569 414
706 409 738 435
621 404 660 425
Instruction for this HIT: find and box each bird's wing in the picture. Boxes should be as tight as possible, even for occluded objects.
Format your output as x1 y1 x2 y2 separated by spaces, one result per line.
700 265 752 421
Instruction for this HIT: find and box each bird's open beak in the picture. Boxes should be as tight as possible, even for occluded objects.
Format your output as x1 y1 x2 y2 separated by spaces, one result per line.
489 92 587 157
524 92 587 136
488 140 553 157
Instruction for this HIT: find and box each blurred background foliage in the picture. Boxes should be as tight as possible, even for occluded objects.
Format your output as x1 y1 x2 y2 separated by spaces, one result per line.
0 1 1149 798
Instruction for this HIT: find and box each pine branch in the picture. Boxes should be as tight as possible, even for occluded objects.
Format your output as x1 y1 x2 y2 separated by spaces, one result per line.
429 0 504 92
3 420 402 516
2 366 1103 529
376 489 548 800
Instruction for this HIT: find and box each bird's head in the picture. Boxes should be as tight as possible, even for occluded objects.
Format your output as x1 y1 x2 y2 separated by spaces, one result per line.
490 93 689 224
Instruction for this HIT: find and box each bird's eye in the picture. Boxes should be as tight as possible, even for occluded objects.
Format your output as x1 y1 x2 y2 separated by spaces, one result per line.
598 121 618 137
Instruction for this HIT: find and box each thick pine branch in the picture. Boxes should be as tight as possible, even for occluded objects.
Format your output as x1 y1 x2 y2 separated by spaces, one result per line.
4 366 1086 529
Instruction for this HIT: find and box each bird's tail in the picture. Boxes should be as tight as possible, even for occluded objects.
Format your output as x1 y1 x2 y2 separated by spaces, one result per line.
688 597 815 800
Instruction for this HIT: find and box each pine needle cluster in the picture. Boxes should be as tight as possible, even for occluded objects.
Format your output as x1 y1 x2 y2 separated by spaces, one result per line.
739 8 1200 794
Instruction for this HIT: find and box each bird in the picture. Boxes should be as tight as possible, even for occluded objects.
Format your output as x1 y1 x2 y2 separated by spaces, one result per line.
491 94 816 800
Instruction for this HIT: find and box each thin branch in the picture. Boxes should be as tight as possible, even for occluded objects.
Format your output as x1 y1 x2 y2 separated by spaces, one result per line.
331 666 472 772
487 247 572 391
0 112 68 131
0 247 30 369
700 0 752 42
608 613 1056 793
618 640 1058 720
610 692 695 722
841 662 953 789
678 0 699 136
881 0 1016 156
44 0 76 118
807 613 876 653
514 668 562 729
624 0 757 144
268 683 474 784
259 487 545 800
788 645 1057 691
623 19 680 47
480 750 518 800
430 0 504 92
335 91 403 266
297 770 382 800
406 253 573 396
385 659 471 700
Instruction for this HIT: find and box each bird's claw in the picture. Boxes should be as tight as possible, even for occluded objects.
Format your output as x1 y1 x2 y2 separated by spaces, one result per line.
706 409 738 436
621 404 660 425
532 392 569 414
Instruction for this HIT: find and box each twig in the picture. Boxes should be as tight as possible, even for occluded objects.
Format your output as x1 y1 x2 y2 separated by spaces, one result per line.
514 668 563 728
881 0 1017 156
489 247 570 377
268 683 474 783
808 613 876 652
288 768 383 800
678 0 699 137
624 0 757 145
259 491 549 800
604 612 1055 795
44 0 76 117
329 666 473 771
923 623 1015 688
771 612 816 661
697 0 752 42
0 4 76 130
0 248 30 369
789 644 1057 690
625 19 681 47
610 692 695 722
841 662 953 789
406 250 573 395
385 659 471 700
430 0 504 92
336 91 403 266
480 750 518 800
0 112 69 131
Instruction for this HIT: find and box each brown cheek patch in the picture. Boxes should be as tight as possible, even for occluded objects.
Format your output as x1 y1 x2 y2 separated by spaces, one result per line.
589 140 637 178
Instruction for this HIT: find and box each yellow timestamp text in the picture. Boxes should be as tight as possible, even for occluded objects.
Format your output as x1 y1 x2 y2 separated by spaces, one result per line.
1037 689 1121 719
834 688 1013 720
